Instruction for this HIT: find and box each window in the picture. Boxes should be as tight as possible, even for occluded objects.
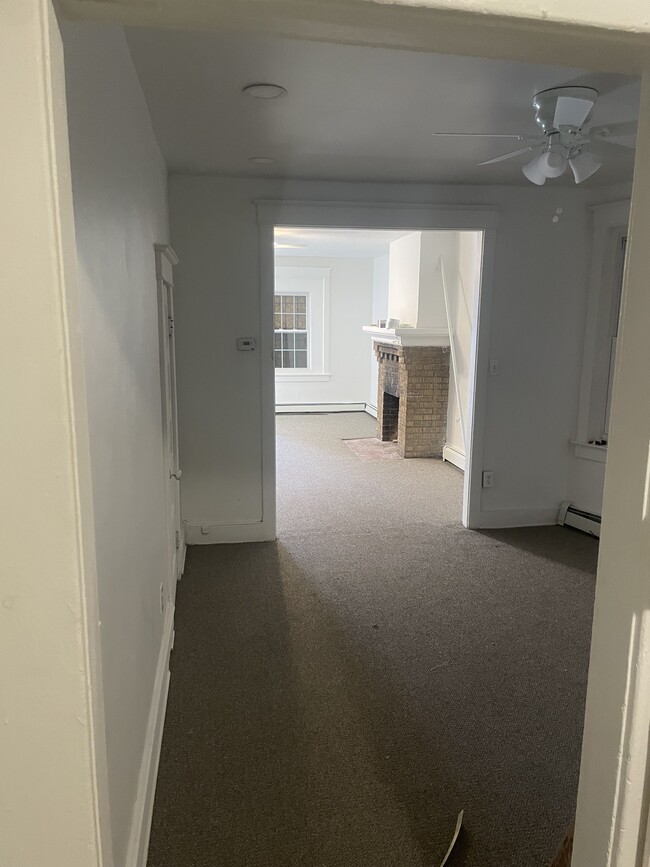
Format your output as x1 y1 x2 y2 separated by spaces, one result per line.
273 266 330 379
274 294 308 369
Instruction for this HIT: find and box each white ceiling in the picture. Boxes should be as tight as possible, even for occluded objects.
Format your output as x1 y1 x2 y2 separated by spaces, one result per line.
274 228 411 258
125 27 640 186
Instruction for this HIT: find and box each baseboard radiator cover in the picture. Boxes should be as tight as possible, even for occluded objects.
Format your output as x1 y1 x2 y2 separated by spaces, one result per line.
558 501 601 538
275 402 367 414
442 444 465 472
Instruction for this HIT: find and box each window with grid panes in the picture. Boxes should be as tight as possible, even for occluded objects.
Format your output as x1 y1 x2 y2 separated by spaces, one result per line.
274 294 308 369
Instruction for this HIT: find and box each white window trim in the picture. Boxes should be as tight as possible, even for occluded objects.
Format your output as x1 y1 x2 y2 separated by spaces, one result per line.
274 266 331 380
573 199 630 461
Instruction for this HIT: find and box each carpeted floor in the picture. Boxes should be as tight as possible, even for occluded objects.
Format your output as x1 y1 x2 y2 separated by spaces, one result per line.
147 412 598 867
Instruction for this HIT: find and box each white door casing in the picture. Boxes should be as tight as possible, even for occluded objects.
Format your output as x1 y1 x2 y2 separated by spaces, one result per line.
258 202 499 532
155 244 184 601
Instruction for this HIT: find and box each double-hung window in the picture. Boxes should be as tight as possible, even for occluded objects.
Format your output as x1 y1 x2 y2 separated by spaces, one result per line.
274 294 308 369
273 266 330 379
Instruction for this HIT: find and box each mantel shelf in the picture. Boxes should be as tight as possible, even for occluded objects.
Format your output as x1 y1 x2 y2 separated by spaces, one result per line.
362 325 450 347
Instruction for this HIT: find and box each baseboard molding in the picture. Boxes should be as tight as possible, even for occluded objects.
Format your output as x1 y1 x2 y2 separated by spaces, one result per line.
185 520 276 545
275 402 367 414
364 403 378 418
474 507 559 529
442 444 465 471
180 539 187 576
125 602 174 867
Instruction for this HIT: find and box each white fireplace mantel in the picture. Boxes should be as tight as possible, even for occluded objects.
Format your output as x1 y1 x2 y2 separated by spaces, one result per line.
362 325 450 347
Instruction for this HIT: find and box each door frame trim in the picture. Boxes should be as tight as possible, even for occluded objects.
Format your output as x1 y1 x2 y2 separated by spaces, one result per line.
256 199 499 531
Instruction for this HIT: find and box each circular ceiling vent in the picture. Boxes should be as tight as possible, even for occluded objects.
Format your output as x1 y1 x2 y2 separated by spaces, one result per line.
242 83 288 100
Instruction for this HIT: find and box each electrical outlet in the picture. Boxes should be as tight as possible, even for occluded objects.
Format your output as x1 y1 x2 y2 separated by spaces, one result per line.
482 470 495 488
160 583 165 614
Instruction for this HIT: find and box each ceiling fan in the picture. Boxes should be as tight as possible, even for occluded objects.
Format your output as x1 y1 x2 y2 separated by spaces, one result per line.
434 86 637 185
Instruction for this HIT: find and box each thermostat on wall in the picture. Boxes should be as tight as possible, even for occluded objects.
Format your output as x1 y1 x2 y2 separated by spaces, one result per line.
237 337 256 351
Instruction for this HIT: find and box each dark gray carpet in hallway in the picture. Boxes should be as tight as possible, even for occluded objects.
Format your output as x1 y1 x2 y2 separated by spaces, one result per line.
147 413 598 867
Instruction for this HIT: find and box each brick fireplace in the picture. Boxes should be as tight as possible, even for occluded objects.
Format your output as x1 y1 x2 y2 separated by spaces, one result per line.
375 342 450 458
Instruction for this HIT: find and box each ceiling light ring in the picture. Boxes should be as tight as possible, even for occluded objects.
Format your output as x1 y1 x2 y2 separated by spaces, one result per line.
242 83 288 100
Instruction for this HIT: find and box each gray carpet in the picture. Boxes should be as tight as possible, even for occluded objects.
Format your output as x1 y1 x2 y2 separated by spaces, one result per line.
147 412 598 867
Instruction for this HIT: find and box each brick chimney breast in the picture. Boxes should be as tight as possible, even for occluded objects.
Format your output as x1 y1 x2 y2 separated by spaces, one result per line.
375 342 450 458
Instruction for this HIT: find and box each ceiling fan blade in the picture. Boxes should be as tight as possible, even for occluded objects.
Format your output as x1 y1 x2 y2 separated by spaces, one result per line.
589 120 638 142
478 144 542 166
559 72 638 97
553 96 594 129
584 139 636 159
432 133 530 139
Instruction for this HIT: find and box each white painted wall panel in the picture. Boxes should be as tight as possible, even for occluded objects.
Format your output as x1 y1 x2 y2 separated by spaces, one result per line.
387 232 421 326
169 175 630 530
445 231 483 457
568 456 607 515
63 22 170 865
369 254 390 407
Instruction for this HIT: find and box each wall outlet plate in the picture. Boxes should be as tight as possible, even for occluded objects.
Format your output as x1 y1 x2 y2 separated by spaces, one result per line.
482 470 494 488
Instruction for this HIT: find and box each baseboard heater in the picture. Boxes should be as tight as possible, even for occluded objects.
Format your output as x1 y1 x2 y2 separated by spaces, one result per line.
558 501 601 538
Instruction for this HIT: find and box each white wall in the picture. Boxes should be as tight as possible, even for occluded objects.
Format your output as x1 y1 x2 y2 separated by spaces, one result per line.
445 231 483 457
369 253 390 407
387 232 421 326
63 22 170 865
568 456 606 515
418 230 459 329
169 174 631 532
274 256 374 406
1 3 107 864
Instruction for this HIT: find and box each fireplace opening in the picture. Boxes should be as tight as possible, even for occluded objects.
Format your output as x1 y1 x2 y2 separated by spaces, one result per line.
381 392 400 442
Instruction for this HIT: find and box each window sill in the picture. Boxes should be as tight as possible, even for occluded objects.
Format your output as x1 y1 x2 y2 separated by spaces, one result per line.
275 372 331 383
571 440 608 463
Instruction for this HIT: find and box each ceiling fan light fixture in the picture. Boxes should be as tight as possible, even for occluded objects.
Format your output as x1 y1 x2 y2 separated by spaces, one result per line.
538 149 567 178
522 155 547 186
568 151 603 184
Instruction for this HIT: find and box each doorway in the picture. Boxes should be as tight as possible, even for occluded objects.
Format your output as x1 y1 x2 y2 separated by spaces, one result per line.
257 203 497 535
271 225 484 528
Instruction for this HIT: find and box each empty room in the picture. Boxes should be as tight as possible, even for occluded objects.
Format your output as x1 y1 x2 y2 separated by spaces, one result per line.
7 3 650 867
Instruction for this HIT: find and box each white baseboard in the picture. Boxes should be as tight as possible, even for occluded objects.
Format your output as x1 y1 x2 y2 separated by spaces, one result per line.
442 444 465 471
185 520 276 545
125 602 174 867
473 507 559 529
275 402 367 414
365 403 378 418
